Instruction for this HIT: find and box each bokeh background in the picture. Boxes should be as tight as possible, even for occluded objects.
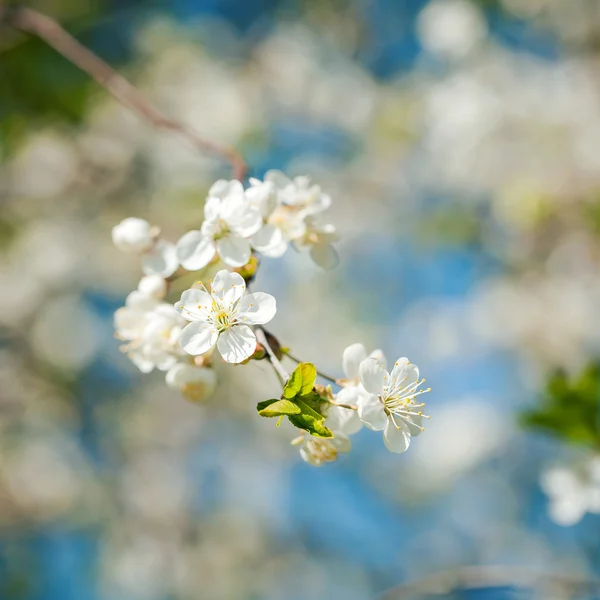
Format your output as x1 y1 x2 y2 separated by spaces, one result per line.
1 0 600 598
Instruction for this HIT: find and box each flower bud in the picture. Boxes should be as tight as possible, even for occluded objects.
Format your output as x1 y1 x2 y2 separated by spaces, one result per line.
112 217 155 253
137 274 167 299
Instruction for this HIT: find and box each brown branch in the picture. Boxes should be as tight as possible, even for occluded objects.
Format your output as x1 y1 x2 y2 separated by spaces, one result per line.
0 4 247 181
380 565 600 599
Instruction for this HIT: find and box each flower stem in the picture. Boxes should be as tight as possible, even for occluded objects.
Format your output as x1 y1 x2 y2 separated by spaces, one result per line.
284 350 339 385
255 328 289 383
326 399 358 411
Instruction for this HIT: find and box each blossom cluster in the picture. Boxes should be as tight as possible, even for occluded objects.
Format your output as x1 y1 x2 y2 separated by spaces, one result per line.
113 173 431 465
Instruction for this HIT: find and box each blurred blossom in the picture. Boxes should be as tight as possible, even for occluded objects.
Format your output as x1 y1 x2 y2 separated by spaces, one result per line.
9 131 78 199
31 295 103 370
541 457 600 526
417 0 487 59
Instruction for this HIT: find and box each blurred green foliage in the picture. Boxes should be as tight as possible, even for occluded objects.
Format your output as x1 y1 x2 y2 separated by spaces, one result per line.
521 364 600 449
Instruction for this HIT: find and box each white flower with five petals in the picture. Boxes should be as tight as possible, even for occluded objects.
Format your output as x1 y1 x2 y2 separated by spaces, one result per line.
358 357 431 453
175 270 276 363
177 180 263 270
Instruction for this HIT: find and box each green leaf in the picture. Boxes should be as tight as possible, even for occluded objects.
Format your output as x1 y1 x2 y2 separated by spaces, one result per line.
257 399 301 417
288 400 333 438
283 363 317 399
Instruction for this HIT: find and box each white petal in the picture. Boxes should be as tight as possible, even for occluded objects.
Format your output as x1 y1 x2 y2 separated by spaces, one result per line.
310 243 339 270
138 274 167 299
357 394 387 431
327 402 362 436
211 270 246 306
112 217 153 253
251 224 287 257
204 196 222 221
209 179 243 199
383 419 411 453
230 206 263 237
331 433 351 453
265 169 292 189
216 235 251 267
359 358 386 395
217 325 256 363
342 343 367 380
142 240 178 277
368 349 387 369
166 363 217 401
178 321 218 356
404 414 423 437
175 289 213 321
220 192 248 224
237 292 276 325
390 357 418 383
176 231 216 271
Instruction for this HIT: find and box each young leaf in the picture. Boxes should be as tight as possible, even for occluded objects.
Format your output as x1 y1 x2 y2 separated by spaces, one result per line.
283 363 317 399
288 400 333 438
257 398 301 417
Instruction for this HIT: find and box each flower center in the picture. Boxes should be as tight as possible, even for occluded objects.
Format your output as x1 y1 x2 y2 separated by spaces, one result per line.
213 219 230 240
380 368 432 431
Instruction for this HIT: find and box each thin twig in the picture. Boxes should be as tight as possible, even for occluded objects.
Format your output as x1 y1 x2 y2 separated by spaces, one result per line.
284 350 339 385
0 4 247 181
379 565 600 599
255 328 289 384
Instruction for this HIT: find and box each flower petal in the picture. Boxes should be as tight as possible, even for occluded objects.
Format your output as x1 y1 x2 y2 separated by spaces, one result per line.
327 402 363 436
175 289 213 321
265 169 292 189
310 243 339 270
230 206 263 237
390 357 418 383
176 230 216 271
342 343 367 380
209 179 243 199
217 325 257 363
383 419 411 453
404 414 423 437
165 363 217 402
237 292 276 325
251 224 287 257
357 394 387 431
359 358 387 395
204 196 222 221
368 349 387 369
216 235 251 267
178 321 218 356
142 240 179 277
210 270 246 306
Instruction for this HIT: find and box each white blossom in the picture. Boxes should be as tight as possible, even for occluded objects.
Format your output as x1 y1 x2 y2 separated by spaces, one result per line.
112 218 155 254
357 357 431 453
249 170 338 267
331 342 387 434
112 218 178 277
176 180 263 270
175 270 276 364
115 293 187 373
293 218 340 270
165 362 217 402
294 434 351 467
541 457 600 526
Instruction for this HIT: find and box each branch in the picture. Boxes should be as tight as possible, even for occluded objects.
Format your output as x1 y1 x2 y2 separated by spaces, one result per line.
255 328 289 383
0 4 247 181
380 565 600 599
